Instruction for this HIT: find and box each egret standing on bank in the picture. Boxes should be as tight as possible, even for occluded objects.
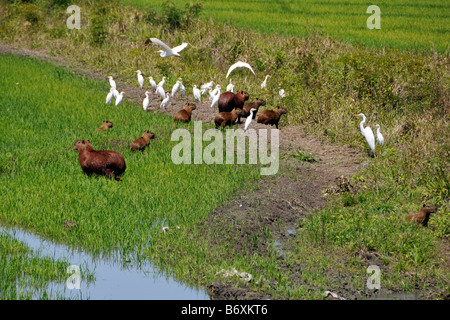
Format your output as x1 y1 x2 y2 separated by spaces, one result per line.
136 70 144 88
149 76 157 92
355 113 375 157
115 92 125 106
375 124 385 147
193 85 201 102
106 88 114 104
107 76 116 89
143 91 150 110
245 108 257 130
261 75 270 89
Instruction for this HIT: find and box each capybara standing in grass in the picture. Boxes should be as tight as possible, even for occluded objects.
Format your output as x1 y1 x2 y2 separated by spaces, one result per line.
174 103 197 123
218 90 250 115
96 120 113 132
257 107 287 129
130 130 156 152
214 108 244 129
406 204 438 227
243 98 266 119
74 139 126 181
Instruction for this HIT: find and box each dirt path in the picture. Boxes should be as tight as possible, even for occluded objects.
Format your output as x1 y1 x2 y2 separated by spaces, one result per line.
1 43 370 300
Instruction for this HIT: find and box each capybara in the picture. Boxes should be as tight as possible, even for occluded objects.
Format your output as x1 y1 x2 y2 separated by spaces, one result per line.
214 108 244 129
406 204 438 227
243 98 266 120
257 107 287 129
96 120 113 132
174 103 197 123
218 90 250 115
74 139 126 181
130 130 156 152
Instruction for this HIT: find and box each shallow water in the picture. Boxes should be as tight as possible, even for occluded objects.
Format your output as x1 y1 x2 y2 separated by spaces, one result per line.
0 226 210 300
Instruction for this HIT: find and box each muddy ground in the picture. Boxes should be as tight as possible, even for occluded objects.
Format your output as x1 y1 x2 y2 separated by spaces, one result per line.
1 43 446 300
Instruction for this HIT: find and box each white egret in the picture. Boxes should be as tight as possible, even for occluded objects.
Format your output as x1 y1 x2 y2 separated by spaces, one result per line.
156 85 166 100
244 108 257 130
160 92 170 109
375 124 385 146
150 38 188 58
279 89 286 98
261 75 270 89
211 84 220 97
356 113 376 156
179 79 185 98
157 76 166 88
115 92 125 106
107 76 116 89
227 79 234 92
106 88 114 104
143 91 150 111
226 61 255 79
193 85 201 102
148 76 157 92
136 70 144 88
112 88 119 99
201 81 214 95
210 86 221 108
172 78 181 97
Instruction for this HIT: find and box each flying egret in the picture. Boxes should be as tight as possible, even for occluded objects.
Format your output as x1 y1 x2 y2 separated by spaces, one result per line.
172 78 181 97
356 113 375 156
106 88 114 104
226 61 255 79
115 92 125 106
107 76 116 89
160 92 170 109
193 85 201 102
375 124 385 146
244 108 257 130
157 76 166 88
227 79 234 92
149 77 157 92
279 89 286 98
143 91 150 111
150 38 188 58
261 75 270 89
156 85 166 100
210 86 221 108
179 79 185 98
136 70 144 88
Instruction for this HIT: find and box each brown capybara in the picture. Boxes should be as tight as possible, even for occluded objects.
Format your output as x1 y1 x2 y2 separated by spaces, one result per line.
406 204 438 227
173 103 197 123
257 107 288 129
243 98 266 120
96 120 113 132
218 90 250 116
214 108 244 129
130 130 156 152
74 139 126 181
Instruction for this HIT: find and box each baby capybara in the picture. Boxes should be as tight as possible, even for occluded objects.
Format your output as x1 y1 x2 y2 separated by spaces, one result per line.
257 107 287 129
214 108 244 129
406 204 438 227
130 130 156 152
74 139 126 181
218 90 250 115
174 103 197 123
96 120 113 132
243 98 266 119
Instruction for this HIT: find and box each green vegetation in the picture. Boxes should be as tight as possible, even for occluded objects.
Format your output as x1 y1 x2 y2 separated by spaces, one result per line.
0 233 70 299
0 0 448 299
120 0 449 53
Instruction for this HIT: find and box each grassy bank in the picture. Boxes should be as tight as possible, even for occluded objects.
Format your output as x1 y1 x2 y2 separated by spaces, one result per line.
0 0 449 299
